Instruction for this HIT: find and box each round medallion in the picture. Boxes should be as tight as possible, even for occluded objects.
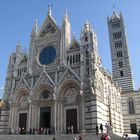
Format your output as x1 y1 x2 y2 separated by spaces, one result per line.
39 46 56 65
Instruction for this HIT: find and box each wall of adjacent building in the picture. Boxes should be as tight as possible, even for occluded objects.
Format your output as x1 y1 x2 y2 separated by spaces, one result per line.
121 90 140 133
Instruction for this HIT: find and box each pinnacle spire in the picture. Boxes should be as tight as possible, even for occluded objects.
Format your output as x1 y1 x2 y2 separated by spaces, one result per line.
31 19 38 36
48 5 52 16
63 8 69 22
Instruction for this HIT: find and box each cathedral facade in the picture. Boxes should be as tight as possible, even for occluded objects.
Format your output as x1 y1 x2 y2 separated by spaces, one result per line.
2 7 139 135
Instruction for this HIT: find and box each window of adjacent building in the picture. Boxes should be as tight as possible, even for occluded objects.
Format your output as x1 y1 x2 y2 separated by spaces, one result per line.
113 31 122 39
117 51 123 57
119 61 123 68
128 98 135 115
115 41 122 48
120 70 124 77
130 123 137 134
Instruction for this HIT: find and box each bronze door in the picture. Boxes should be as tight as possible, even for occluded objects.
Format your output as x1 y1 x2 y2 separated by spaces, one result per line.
19 113 27 134
40 107 51 129
66 108 77 134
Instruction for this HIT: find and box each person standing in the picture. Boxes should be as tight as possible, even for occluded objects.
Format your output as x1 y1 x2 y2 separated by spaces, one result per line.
101 134 104 140
71 125 74 134
96 124 99 135
100 123 103 133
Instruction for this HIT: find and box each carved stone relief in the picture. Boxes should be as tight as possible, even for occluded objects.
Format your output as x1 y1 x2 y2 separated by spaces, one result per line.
65 88 78 104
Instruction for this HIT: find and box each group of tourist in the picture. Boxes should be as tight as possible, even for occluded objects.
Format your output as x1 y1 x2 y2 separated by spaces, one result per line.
96 123 112 135
9 126 55 135
95 123 111 140
67 125 74 134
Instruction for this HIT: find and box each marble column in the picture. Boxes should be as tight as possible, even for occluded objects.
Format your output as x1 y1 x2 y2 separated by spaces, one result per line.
79 94 85 134
28 104 32 129
60 103 63 133
10 107 14 133
52 100 57 133
12 105 18 131
31 103 38 129
57 103 60 133
8 105 13 129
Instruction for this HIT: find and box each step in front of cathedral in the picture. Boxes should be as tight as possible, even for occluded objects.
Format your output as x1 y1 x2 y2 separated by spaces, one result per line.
0 132 123 140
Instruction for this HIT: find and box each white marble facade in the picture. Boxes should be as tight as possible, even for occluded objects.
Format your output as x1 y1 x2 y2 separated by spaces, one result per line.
3 7 125 134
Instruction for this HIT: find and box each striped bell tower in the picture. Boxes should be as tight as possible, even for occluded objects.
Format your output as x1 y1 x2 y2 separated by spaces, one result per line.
107 12 134 92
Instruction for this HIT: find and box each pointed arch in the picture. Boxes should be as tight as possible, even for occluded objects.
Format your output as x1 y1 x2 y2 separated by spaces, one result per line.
32 84 54 101
57 78 80 98
12 87 30 103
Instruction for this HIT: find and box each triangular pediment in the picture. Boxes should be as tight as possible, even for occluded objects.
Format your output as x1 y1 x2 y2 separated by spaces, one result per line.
15 75 30 91
33 68 54 90
39 15 60 38
57 67 81 86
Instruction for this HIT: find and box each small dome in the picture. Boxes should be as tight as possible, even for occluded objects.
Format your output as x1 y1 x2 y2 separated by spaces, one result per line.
70 38 80 50
21 54 27 63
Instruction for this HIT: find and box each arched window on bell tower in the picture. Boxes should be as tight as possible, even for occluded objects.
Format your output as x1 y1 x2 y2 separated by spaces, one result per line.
128 97 135 115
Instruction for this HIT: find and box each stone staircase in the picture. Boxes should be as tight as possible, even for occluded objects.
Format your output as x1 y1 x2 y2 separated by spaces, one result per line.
0 108 10 134
0 132 123 140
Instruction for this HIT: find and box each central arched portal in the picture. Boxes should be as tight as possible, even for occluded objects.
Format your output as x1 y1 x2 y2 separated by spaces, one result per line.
66 108 77 134
38 89 53 132
63 87 80 134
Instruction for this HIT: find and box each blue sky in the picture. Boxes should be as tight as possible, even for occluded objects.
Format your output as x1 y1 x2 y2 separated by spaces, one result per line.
0 0 140 98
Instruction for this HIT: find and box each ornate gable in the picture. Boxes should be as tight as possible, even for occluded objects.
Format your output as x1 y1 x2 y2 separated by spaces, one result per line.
15 75 30 92
57 67 81 86
34 67 54 89
39 14 60 38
